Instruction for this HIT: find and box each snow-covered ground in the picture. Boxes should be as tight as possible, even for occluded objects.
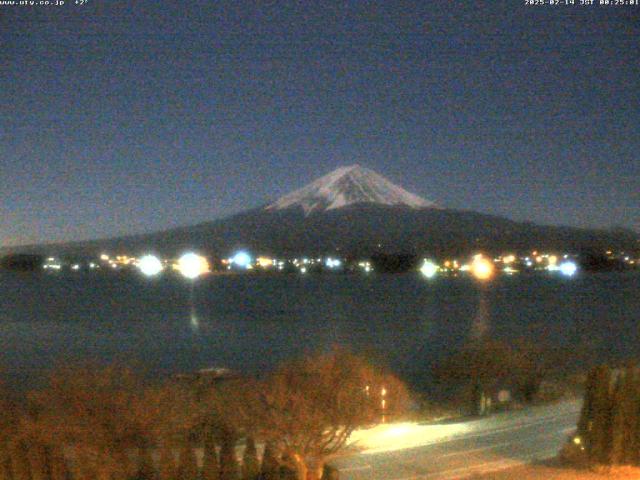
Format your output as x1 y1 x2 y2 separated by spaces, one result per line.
349 421 472 454
336 400 582 480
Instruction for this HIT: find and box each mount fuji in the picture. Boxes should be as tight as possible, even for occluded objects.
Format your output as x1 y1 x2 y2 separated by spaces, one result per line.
6 166 637 258
266 165 436 215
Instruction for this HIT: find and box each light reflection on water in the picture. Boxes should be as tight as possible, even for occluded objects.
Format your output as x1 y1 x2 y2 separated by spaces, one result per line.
0 271 639 389
470 289 490 340
189 282 200 332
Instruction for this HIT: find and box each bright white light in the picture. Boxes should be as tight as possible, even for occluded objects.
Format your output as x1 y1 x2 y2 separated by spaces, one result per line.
420 260 438 279
256 256 273 268
300 267 307 274
502 255 516 264
559 261 577 277
349 421 471 455
138 255 163 277
230 251 252 269
178 253 209 279
470 256 494 281
325 258 342 268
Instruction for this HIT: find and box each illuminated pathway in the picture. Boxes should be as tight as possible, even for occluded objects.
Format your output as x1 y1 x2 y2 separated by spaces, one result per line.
334 400 581 480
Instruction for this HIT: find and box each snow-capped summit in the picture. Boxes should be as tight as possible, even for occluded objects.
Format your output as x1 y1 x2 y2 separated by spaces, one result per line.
266 165 437 215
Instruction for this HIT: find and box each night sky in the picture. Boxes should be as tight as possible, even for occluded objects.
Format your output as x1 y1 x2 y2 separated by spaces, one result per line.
2 1 638 247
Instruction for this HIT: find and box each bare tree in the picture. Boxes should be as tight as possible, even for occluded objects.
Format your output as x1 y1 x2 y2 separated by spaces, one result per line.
140 380 205 480
241 436 259 480
176 440 198 480
9 441 31 480
434 338 567 414
195 378 260 443
26 364 152 480
134 445 158 480
0 388 18 480
434 339 512 414
158 444 177 480
201 436 219 480
509 338 568 403
257 349 409 480
219 430 240 480
0 352 409 480
259 442 279 480
48 446 71 480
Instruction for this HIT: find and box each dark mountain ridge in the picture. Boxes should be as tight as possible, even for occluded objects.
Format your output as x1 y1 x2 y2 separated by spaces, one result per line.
3 166 637 259
3 204 637 259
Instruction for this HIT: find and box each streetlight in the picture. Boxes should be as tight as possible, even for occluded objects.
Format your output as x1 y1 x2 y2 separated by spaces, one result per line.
470 255 495 281
230 251 252 269
177 252 210 330
381 386 388 423
178 252 209 279
420 260 438 279
138 254 163 277
559 261 578 277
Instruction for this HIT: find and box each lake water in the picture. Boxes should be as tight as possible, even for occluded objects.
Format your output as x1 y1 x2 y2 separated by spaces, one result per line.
1 271 639 389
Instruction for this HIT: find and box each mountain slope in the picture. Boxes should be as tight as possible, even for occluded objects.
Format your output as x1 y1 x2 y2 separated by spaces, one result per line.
6 205 637 259
2 166 637 258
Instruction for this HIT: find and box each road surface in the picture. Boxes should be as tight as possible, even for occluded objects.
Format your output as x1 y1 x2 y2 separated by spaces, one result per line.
334 399 582 480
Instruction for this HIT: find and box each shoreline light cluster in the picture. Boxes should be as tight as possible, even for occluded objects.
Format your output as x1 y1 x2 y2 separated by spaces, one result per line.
34 248 640 279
